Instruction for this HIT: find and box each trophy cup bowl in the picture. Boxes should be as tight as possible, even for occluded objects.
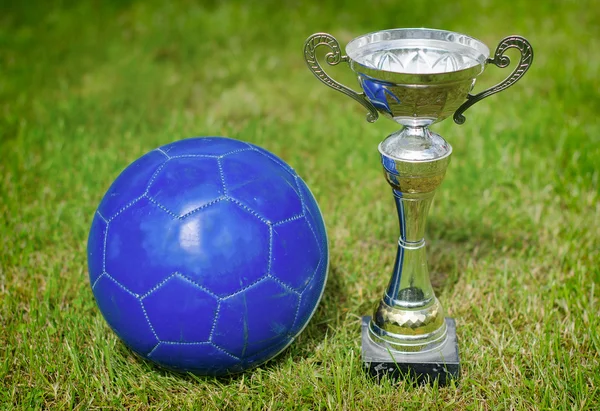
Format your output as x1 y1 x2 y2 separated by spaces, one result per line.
304 28 533 384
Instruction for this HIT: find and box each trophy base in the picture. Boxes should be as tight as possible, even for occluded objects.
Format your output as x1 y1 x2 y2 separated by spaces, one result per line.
361 316 460 386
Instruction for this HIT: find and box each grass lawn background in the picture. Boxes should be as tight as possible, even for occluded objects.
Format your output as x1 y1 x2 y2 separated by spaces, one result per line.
1 0 598 409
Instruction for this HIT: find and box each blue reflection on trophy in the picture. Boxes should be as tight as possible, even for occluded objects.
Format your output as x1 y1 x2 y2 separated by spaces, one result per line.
359 76 401 118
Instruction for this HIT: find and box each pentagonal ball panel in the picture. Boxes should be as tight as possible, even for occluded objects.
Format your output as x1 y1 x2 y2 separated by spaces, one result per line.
143 275 218 342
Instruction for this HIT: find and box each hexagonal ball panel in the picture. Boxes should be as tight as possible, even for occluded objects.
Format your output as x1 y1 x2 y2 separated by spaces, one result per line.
147 157 224 217
270 217 321 290
98 150 166 220
143 275 218 342
222 150 302 223
160 137 251 157
212 278 299 358
105 197 177 296
93 275 158 355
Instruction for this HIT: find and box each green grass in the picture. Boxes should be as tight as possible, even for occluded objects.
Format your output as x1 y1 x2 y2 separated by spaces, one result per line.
1 0 599 409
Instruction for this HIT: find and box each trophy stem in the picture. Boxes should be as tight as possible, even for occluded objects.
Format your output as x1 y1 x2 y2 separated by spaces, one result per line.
368 189 447 352
368 126 452 353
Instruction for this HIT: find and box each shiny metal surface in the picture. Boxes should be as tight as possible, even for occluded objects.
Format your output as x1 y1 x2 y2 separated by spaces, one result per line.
304 28 533 126
346 28 488 76
303 27 533 354
369 138 452 353
369 298 447 352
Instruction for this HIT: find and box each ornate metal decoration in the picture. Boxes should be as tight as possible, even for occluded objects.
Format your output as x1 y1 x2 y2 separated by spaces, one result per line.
304 33 379 123
453 36 534 124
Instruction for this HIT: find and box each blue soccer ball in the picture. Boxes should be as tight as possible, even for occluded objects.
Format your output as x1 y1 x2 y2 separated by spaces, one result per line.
87 137 328 375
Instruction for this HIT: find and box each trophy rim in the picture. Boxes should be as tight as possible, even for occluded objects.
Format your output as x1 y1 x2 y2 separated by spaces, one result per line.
345 28 490 84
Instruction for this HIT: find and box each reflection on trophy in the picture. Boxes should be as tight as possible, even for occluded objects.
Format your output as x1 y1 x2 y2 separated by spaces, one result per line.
304 28 533 385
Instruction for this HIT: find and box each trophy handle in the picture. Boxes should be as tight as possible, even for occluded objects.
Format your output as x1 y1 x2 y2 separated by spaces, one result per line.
453 36 533 125
304 33 379 123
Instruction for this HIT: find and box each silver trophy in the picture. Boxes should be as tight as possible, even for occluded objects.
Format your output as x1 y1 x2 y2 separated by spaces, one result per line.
304 28 533 384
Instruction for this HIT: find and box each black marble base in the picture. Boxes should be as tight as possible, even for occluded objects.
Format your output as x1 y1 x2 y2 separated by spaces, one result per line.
361 316 460 386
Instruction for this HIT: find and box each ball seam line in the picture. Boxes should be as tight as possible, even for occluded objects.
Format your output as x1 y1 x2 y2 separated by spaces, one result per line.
303 215 321 254
103 272 138 298
217 147 255 159
169 154 219 159
216 157 228 196
272 213 305 227
96 210 108 224
266 274 301 296
107 194 145 223
139 300 161 341
267 225 273 276
249 147 298 180
208 301 221 341
178 196 227 220
146 342 161 358
303 256 322 293
172 272 220 299
139 272 179 300
294 176 328 254
221 273 270 301
146 195 179 219
154 148 171 159
91 272 107 291
291 292 304 331
209 343 241 360
227 197 270 224
101 216 108 273
295 255 320 296
294 175 308 214
144 162 169 194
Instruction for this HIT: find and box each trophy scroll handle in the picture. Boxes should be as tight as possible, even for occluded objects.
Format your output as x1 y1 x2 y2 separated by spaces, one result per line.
453 36 533 125
304 33 379 123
